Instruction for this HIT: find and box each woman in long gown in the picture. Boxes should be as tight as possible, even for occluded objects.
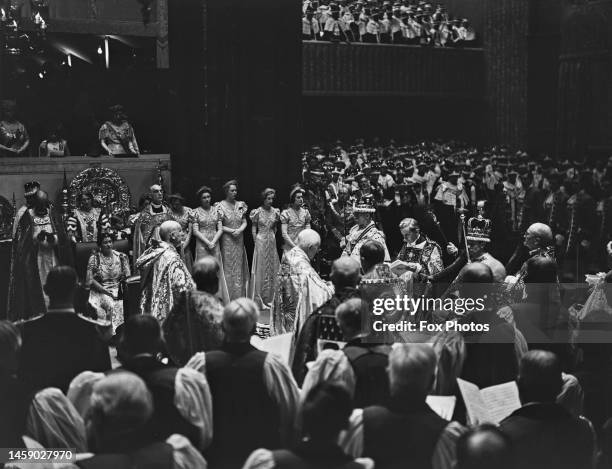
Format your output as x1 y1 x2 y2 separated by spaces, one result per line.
86 231 131 334
168 193 194 274
249 188 281 310
192 186 230 304
216 180 250 300
280 186 311 253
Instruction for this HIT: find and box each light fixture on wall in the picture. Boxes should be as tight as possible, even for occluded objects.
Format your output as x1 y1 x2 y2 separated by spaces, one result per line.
103 36 109 68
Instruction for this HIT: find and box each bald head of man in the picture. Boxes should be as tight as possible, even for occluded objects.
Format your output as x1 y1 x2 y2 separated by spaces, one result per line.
297 229 321 261
330 257 361 289
159 220 183 248
524 223 553 251
457 262 493 310
456 425 514 469
459 262 493 284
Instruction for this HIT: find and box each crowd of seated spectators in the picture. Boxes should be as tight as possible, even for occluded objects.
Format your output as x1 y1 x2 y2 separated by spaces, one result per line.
4 258 612 468
303 0 476 46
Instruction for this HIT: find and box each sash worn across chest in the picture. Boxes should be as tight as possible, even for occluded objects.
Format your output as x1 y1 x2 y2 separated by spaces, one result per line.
348 223 376 252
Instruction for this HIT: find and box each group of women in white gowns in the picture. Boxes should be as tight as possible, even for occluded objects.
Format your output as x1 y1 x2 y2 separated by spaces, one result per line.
190 181 312 309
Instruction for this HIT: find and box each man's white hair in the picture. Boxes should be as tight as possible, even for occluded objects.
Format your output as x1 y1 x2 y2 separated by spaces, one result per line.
388 343 436 398
399 218 419 231
90 372 153 430
527 223 553 245
297 228 321 250
159 220 181 241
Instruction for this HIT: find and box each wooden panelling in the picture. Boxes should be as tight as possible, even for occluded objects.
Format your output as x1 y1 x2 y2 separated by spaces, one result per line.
0 154 171 209
483 0 529 147
557 0 612 157
302 42 484 99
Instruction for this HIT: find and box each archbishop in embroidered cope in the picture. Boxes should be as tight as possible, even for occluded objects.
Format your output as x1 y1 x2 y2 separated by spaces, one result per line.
135 238 195 323
270 230 333 336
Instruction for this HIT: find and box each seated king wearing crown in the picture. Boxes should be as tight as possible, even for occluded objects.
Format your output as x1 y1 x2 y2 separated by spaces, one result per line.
437 207 507 285
463 212 506 282
342 195 390 265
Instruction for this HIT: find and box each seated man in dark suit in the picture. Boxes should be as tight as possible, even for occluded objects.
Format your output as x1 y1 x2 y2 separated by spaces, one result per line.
1 320 38 448
292 257 362 385
17 266 111 392
1 320 87 451
301 298 391 409
459 263 522 389
203 298 299 469
243 382 374 469
337 298 391 408
77 372 206 469
114 314 211 451
499 350 595 469
163 256 225 366
340 343 465 469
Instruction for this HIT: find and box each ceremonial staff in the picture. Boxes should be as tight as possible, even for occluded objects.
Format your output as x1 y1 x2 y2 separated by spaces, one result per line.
441 206 490 300
61 169 70 223
10 192 17 237
600 198 609 249
517 196 526 232
458 206 471 263
564 194 583 280
566 197 577 257
439 207 472 300
427 209 448 245
157 159 167 197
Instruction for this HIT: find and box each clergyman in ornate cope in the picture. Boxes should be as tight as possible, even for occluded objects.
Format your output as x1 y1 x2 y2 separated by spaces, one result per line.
271 229 333 336
133 184 172 265
8 190 74 321
135 220 195 323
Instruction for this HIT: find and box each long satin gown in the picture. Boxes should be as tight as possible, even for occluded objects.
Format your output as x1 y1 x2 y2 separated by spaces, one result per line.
216 200 250 301
193 206 230 304
248 207 281 310
280 206 311 252
86 250 131 333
